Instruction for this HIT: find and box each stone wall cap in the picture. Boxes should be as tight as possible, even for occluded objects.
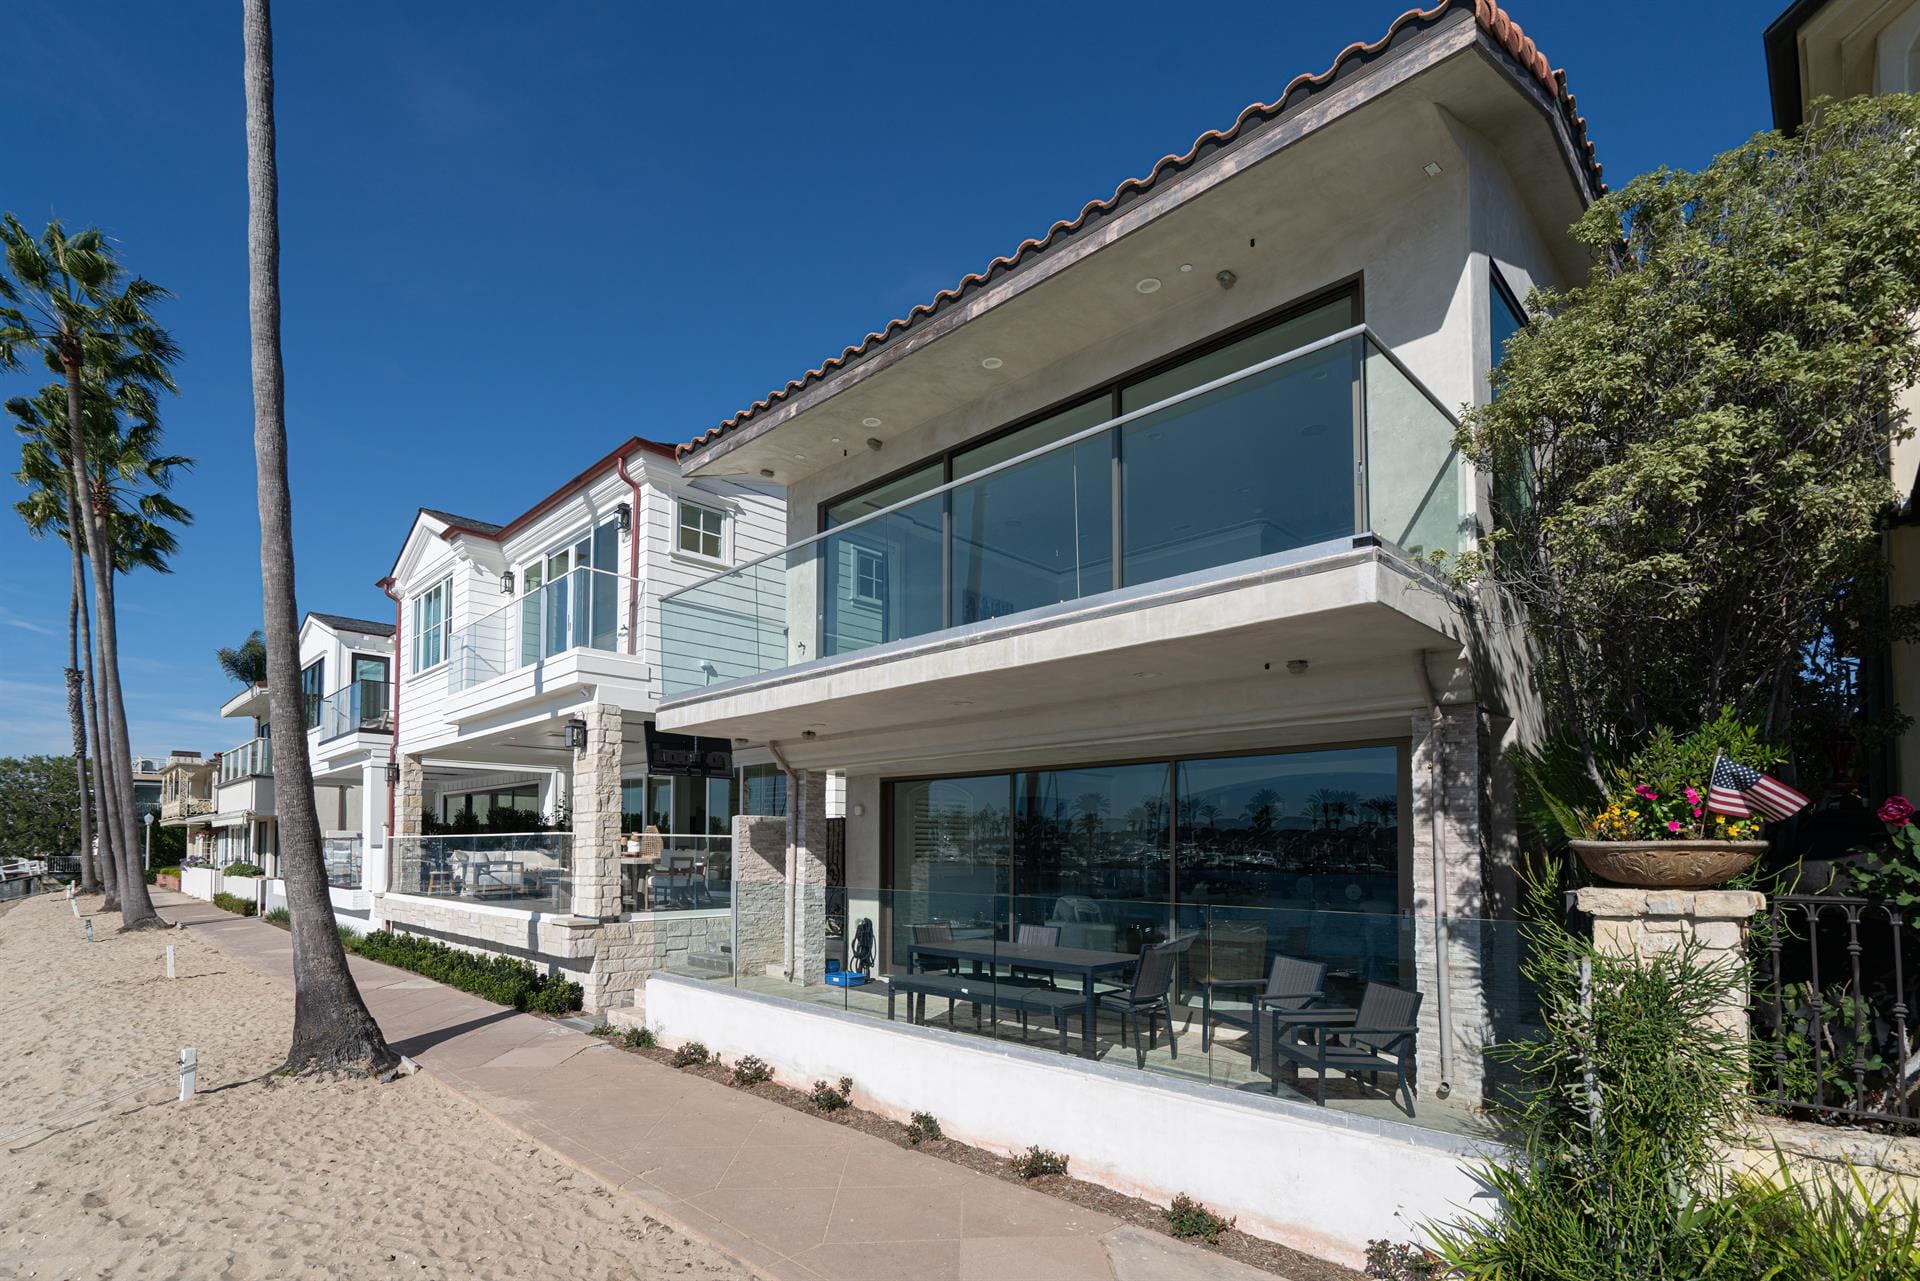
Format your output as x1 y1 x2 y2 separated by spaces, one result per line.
1572 886 1766 918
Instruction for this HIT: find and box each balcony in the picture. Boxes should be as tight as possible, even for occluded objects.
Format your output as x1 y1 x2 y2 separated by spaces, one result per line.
659 326 1463 701
161 795 215 821
447 565 623 695
388 833 574 913
218 737 273 784
315 678 392 742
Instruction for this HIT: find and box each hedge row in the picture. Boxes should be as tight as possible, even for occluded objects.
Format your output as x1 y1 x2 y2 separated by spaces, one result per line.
339 927 582 1013
211 891 256 917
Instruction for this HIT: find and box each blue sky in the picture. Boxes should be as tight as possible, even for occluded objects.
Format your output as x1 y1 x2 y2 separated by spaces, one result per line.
1 1 1778 757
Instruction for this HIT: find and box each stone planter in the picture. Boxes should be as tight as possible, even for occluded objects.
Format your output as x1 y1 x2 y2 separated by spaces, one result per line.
1571 839 1768 889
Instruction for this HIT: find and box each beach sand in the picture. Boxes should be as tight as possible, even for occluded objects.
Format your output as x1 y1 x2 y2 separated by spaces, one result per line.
0 892 750 1281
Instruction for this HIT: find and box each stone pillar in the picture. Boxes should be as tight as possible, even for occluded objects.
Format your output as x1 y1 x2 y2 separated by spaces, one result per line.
394 754 424 837
793 769 830 984
570 704 624 921
1573 887 1766 1042
1409 703 1491 1103
734 814 788 977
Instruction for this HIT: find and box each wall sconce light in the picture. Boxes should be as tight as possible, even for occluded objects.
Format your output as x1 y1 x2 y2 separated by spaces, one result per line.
500 569 515 595
385 760 400 787
564 717 589 752
616 502 632 532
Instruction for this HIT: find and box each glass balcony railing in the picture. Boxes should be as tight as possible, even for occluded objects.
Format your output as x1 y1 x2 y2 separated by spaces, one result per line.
217 736 273 784
659 326 1463 696
323 834 363 889
388 833 573 912
448 565 623 694
316 679 392 741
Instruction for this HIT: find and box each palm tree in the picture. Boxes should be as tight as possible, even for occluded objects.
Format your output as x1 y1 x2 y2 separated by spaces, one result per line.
216 630 268 685
1244 787 1280 834
1361 795 1398 828
1305 788 1358 830
14 379 190 901
244 0 396 1074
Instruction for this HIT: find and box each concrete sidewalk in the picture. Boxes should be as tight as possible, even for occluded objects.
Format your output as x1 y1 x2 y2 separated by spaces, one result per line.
161 893 1280 1281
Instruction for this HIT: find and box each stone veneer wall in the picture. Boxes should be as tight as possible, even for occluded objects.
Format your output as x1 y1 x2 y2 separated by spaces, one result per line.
589 911 732 1010
793 769 830 984
1409 702 1492 1104
734 814 788 977
1573 887 1765 1043
377 892 596 972
394 754 424 837
571 704 623 920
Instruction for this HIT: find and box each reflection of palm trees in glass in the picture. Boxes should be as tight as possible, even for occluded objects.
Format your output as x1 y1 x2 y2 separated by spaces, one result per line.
1244 788 1280 835
1306 788 1358 830
1198 802 1221 832
1074 792 1109 846
1361 795 1397 828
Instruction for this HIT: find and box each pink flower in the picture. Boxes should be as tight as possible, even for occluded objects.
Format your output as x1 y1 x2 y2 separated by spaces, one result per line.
1692 807 1703 818
1635 784 1658 801
1685 787 1701 806
1879 795 1915 826
1667 820 1683 834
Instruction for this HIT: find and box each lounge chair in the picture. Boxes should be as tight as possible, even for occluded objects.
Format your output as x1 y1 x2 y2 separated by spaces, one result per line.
1267 980 1422 1116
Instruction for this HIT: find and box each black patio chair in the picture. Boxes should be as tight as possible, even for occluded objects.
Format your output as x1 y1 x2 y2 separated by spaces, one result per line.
911 922 964 1025
1099 935 1196 1067
1192 921 1268 1052
1268 980 1422 1116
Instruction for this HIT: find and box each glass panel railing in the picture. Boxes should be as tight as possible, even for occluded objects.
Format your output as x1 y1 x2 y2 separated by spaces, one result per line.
323 834 363 889
659 327 1465 696
448 566 624 694
618 833 732 913
217 737 273 784
388 833 573 912
316 679 392 741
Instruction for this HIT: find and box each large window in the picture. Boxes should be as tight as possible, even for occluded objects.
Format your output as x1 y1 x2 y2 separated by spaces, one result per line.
739 763 788 817
677 501 725 560
517 521 620 664
884 743 1402 981
300 658 325 730
411 578 451 673
620 774 738 834
441 784 540 824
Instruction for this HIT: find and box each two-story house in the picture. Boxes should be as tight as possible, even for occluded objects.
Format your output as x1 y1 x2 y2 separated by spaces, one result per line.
650 0 1599 1148
157 750 216 862
377 436 785 1008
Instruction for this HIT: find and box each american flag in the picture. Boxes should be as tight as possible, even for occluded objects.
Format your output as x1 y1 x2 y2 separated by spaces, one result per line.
1705 755 1809 822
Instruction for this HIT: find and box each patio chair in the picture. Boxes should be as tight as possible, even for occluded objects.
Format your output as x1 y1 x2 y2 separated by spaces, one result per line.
1268 980 1422 1116
1008 922 1061 987
1098 935 1196 1068
911 922 964 1025
1247 955 1329 1072
1191 920 1268 1052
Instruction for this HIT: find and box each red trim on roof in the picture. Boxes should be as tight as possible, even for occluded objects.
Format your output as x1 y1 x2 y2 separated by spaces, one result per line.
435 437 676 547
678 0 1601 461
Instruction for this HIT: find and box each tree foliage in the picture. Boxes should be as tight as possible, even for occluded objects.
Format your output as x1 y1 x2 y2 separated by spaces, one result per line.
0 755 84 863
1454 95 1920 768
216 629 267 686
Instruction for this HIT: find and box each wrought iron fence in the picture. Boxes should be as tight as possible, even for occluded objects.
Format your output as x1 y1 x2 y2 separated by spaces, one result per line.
1753 893 1917 1125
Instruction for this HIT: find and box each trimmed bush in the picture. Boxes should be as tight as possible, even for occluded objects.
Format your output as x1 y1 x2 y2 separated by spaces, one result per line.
212 891 256 917
669 1041 711 1069
1012 1146 1069 1180
338 927 582 1013
221 862 264 877
808 1077 852 1112
623 1026 656 1049
1163 1193 1233 1243
905 1111 943 1145
732 1054 773 1086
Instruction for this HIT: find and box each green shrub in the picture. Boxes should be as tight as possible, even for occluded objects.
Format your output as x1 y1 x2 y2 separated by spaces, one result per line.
1163 1193 1232 1242
732 1054 773 1086
262 906 290 926
1012 1146 1069 1179
221 862 264 877
905 1111 943 1145
808 1077 852 1112
623 1025 656 1049
145 864 180 885
669 1041 711 1068
211 891 256 916
1364 1240 1439 1279
1709 1160 1920 1277
588 1023 614 1037
337 928 582 1013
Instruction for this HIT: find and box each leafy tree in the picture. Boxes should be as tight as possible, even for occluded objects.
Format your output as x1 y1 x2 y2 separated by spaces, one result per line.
1453 95 1920 778
216 630 268 686
0 755 84 864
243 0 396 1075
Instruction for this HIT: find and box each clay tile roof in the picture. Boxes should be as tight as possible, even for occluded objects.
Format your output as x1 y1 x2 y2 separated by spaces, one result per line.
679 0 1601 461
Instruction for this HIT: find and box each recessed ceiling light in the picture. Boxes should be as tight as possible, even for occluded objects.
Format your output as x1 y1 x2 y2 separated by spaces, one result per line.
1286 659 1311 674
981 356 1004 370
861 417 882 428
830 436 842 443
1179 263 1194 273
794 452 807 460
1424 161 1443 178
1136 277 1162 294
759 468 775 479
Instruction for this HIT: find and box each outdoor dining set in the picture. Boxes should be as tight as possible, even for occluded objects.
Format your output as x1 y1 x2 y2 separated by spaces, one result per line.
887 922 1425 1116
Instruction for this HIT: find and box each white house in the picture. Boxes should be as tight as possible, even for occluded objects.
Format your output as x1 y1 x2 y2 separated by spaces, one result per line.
376 436 785 1009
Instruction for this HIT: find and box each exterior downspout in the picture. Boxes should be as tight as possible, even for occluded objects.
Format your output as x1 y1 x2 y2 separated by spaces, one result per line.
613 453 641 657
1415 649 1455 1100
768 739 798 981
381 578 403 842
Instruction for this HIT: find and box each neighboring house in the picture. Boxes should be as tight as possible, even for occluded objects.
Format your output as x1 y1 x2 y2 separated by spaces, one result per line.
211 681 276 872
293 611 397 929
1766 0 1920 799
130 756 164 818
377 436 784 1009
157 750 216 862
654 0 1603 1121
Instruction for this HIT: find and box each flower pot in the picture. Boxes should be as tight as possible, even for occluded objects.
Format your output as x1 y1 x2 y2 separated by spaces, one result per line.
1571 839 1768 889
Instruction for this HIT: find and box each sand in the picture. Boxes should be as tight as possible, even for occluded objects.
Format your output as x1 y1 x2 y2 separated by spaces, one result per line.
0 892 751 1281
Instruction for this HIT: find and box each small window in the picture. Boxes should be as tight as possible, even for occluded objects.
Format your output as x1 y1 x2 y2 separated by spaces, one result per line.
853 547 886 604
411 577 452 673
677 501 725 560
300 659 325 730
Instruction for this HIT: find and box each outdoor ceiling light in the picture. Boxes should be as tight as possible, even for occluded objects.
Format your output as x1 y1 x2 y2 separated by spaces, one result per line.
980 356 1003 370
1286 659 1311 675
759 468 776 479
616 501 632 532
500 569 515 594
564 717 588 752
866 437 883 452
1179 263 1194 273
862 416 882 427
1135 277 1162 294
1216 269 1238 290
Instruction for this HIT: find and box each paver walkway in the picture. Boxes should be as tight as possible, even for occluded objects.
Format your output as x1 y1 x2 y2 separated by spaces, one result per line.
161 893 1280 1281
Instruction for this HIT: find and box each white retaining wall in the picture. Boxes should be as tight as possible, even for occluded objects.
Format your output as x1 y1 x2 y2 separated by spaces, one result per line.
181 867 220 901
645 973 1500 1267
261 879 374 934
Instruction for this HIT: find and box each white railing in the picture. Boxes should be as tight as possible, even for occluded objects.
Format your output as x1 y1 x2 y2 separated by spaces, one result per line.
218 737 273 784
447 565 625 693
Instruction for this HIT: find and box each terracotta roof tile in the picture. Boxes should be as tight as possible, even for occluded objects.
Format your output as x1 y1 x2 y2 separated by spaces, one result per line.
680 0 1600 460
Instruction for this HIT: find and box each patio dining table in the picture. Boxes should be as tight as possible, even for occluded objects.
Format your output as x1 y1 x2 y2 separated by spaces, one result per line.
906 939 1138 1058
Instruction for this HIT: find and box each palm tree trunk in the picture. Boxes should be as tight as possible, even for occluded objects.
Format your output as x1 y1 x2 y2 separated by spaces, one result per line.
79 570 120 910
244 0 396 1074
57 357 161 928
65 566 98 895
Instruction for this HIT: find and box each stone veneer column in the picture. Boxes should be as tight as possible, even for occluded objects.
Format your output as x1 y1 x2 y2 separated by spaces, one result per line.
1409 703 1491 1103
393 754 424 837
1573 887 1766 1042
733 814 788 977
792 768 830 984
570 704 624 921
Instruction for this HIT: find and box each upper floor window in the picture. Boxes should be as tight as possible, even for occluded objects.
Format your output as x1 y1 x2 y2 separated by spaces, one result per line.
677 501 725 560
1490 265 1526 388
300 658 325 730
411 577 452 673
853 547 886 604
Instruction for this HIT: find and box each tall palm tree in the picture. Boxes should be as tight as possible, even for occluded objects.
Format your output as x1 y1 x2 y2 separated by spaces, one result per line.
244 0 396 1074
15 380 191 898
216 630 268 685
0 217 174 930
